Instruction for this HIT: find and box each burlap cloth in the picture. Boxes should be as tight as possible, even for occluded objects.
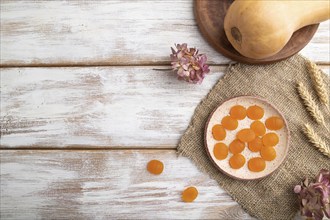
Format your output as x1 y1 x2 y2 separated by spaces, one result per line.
177 54 330 220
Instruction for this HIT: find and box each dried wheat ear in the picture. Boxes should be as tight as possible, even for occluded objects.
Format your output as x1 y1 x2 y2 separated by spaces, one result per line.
297 82 328 131
307 61 329 111
302 124 330 158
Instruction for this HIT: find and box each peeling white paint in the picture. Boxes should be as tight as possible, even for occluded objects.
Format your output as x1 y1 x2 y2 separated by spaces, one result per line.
0 150 250 219
1 66 225 147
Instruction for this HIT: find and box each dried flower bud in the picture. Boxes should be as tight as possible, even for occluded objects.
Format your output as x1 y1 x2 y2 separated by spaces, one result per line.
170 43 210 84
294 169 330 220
294 185 302 194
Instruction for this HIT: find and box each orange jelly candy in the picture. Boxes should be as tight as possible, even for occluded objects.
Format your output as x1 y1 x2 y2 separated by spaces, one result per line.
250 120 266 136
260 146 277 161
182 186 198 203
262 132 279 146
229 153 246 169
213 143 229 160
230 105 247 120
247 105 264 120
221 116 238 130
229 139 245 154
265 116 284 130
248 137 263 152
248 157 266 172
147 160 164 175
237 128 256 142
212 124 226 141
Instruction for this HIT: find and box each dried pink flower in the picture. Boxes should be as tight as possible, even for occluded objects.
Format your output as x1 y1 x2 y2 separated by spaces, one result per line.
170 43 210 84
294 169 330 220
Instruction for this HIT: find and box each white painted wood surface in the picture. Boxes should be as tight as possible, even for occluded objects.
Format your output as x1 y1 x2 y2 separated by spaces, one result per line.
1 66 225 148
0 150 254 220
1 0 329 219
1 66 329 148
0 0 329 66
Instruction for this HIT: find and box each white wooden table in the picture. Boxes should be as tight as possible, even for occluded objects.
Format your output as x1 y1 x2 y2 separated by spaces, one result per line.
1 1 329 219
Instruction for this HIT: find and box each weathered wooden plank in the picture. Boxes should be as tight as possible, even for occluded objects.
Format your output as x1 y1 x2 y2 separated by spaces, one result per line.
0 1 329 66
0 149 254 220
1 66 329 148
1 66 329 149
301 20 330 64
0 66 225 148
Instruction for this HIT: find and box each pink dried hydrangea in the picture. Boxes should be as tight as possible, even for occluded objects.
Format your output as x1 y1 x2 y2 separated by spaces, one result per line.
170 43 210 84
294 169 330 220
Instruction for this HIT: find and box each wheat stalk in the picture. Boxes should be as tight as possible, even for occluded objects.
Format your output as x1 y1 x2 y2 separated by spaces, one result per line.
307 61 330 111
297 82 328 131
302 124 330 158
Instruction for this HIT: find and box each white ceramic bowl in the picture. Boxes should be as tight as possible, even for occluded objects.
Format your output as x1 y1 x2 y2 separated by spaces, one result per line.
204 96 290 180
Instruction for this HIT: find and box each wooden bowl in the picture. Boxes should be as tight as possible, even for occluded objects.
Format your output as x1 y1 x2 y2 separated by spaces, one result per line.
194 0 319 64
204 96 290 180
